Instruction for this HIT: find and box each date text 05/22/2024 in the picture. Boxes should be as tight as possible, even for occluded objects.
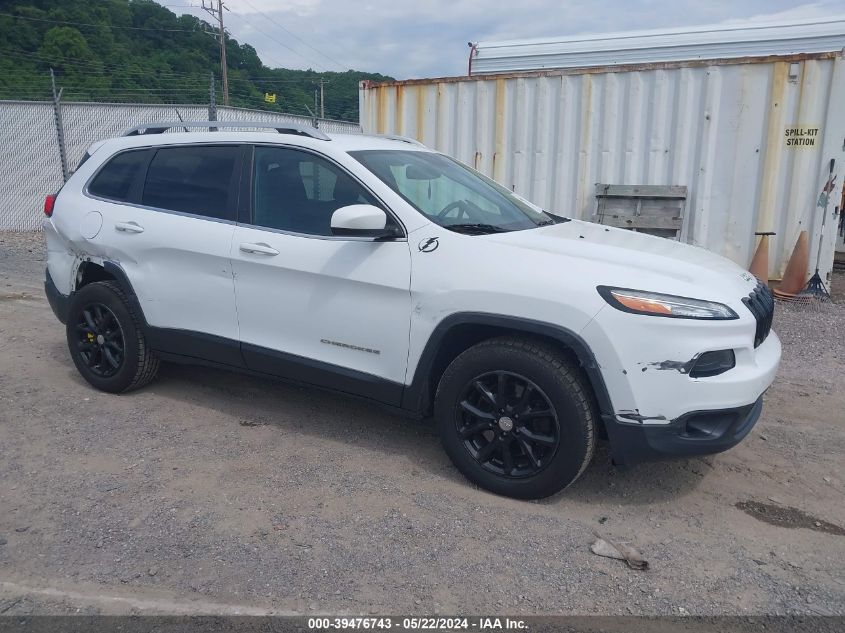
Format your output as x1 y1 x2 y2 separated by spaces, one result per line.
307 617 528 630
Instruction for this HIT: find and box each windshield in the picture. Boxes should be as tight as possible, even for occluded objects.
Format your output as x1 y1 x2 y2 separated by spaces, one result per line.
350 150 557 234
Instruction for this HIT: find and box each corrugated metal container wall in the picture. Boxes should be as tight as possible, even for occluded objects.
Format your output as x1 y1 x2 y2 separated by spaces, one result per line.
360 54 845 282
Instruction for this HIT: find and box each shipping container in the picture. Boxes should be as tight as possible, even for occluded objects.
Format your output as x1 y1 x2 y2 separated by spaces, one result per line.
360 21 845 283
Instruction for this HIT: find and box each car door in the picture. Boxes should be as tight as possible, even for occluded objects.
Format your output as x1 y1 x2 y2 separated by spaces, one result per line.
231 144 412 405
87 144 243 364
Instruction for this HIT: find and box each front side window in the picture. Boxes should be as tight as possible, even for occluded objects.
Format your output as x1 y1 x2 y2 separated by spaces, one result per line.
88 149 151 202
252 146 380 236
142 145 239 220
350 150 556 234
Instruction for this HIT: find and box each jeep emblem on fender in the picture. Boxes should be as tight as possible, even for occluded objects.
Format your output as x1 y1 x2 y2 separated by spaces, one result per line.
418 237 439 252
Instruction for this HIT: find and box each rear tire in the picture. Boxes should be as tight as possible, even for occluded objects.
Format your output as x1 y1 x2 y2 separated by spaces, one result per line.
434 337 596 499
66 280 159 393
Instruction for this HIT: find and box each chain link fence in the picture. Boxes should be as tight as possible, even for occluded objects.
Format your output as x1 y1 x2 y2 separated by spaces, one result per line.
0 100 360 231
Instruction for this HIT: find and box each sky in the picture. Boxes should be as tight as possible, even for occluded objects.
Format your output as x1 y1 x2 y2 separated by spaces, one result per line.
162 0 845 79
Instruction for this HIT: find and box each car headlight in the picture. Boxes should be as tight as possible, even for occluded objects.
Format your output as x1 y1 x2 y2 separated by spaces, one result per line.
597 287 738 320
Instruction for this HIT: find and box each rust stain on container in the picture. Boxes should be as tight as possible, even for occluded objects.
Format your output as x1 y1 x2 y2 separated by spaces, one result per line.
436 83 444 146
576 74 593 215
756 61 789 249
494 77 506 182
416 87 426 142
376 87 387 135
395 85 404 135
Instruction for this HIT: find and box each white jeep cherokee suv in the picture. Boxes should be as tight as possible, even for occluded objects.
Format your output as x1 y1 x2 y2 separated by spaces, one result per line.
44 121 781 499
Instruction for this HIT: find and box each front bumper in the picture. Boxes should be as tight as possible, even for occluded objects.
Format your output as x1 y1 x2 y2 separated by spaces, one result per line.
604 396 763 465
581 298 782 423
45 267 70 324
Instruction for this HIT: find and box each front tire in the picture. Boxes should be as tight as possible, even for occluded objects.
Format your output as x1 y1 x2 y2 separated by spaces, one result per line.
434 337 596 499
66 280 159 393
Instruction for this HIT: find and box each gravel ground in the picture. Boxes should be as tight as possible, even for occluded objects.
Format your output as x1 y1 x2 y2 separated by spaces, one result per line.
1 231 844 617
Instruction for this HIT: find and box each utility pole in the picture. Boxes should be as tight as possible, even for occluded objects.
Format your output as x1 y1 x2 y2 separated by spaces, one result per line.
319 78 325 119
314 88 319 122
202 0 229 105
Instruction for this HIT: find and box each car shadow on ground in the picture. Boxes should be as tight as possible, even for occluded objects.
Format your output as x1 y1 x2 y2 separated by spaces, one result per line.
56 345 708 505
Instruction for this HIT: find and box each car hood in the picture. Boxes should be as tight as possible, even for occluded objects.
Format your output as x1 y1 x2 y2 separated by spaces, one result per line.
481 219 757 300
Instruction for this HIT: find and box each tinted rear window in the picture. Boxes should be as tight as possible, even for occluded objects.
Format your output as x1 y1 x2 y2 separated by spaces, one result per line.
88 149 150 201
142 146 239 220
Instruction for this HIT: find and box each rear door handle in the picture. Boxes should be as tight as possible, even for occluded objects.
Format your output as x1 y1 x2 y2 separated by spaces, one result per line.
239 242 279 256
115 221 144 234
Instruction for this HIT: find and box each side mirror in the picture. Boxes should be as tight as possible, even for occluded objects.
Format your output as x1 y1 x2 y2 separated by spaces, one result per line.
330 204 396 238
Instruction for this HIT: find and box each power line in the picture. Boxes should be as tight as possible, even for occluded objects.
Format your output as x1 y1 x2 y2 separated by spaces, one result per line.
0 11 200 32
237 0 350 71
176 4 315 73
224 9 328 72
0 49 220 78
1 71 213 84
163 2 323 73
1 49 348 92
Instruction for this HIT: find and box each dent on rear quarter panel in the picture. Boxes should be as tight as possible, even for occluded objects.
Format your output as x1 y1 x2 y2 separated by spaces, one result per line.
44 221 78 295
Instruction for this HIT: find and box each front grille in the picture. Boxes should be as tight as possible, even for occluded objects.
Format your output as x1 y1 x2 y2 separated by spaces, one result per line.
742 282 774 348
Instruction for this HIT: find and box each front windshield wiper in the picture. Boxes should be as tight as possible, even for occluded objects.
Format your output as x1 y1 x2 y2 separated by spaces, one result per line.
445 223 511 235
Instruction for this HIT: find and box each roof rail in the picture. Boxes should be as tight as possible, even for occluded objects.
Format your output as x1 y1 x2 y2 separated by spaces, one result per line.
374 134 426 147
123 120 331 141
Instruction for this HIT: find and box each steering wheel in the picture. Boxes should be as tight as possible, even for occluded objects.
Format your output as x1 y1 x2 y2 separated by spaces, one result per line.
436 200 471 221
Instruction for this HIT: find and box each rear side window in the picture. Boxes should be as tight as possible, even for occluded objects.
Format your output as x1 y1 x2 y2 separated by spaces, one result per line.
88 149 150 202
142 146 239 220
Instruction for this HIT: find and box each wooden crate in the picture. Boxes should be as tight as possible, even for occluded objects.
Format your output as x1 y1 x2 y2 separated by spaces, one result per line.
594 184 688 240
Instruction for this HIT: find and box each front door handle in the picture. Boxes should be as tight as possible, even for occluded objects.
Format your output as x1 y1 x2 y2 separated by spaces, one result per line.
115 221 144 234
239 242 279 256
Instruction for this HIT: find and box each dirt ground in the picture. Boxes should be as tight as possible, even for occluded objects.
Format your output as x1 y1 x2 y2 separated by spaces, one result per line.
1 231 843 617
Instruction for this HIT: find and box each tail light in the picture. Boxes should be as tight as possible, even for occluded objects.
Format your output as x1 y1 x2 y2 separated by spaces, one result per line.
44 194 57 217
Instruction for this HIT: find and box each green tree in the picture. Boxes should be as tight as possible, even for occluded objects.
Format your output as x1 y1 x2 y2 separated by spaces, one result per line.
0 0 392 120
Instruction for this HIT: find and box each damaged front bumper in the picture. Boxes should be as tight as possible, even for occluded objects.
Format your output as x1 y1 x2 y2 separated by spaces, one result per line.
603 396 763 465
580 295 781 465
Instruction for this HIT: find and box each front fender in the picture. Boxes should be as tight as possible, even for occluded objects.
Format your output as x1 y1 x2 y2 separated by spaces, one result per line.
401 312 615 421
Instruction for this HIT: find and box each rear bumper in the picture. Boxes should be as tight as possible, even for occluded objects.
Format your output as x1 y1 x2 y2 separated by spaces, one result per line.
45 267 70 324
605 396 763 466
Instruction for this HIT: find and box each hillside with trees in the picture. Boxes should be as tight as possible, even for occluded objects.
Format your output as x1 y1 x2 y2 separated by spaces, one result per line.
0 0 392 121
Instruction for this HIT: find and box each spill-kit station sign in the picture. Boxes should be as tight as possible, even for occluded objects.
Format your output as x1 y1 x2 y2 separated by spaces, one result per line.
785 126 820 148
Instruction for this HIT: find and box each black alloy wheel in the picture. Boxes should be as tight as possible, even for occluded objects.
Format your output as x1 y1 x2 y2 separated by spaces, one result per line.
74 303 125 377
65 280 160 393
455 371 560 478
434 337 596 499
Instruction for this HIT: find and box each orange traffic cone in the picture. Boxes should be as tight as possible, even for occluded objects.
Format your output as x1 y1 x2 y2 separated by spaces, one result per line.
749 232 774 286
776 231 809 296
